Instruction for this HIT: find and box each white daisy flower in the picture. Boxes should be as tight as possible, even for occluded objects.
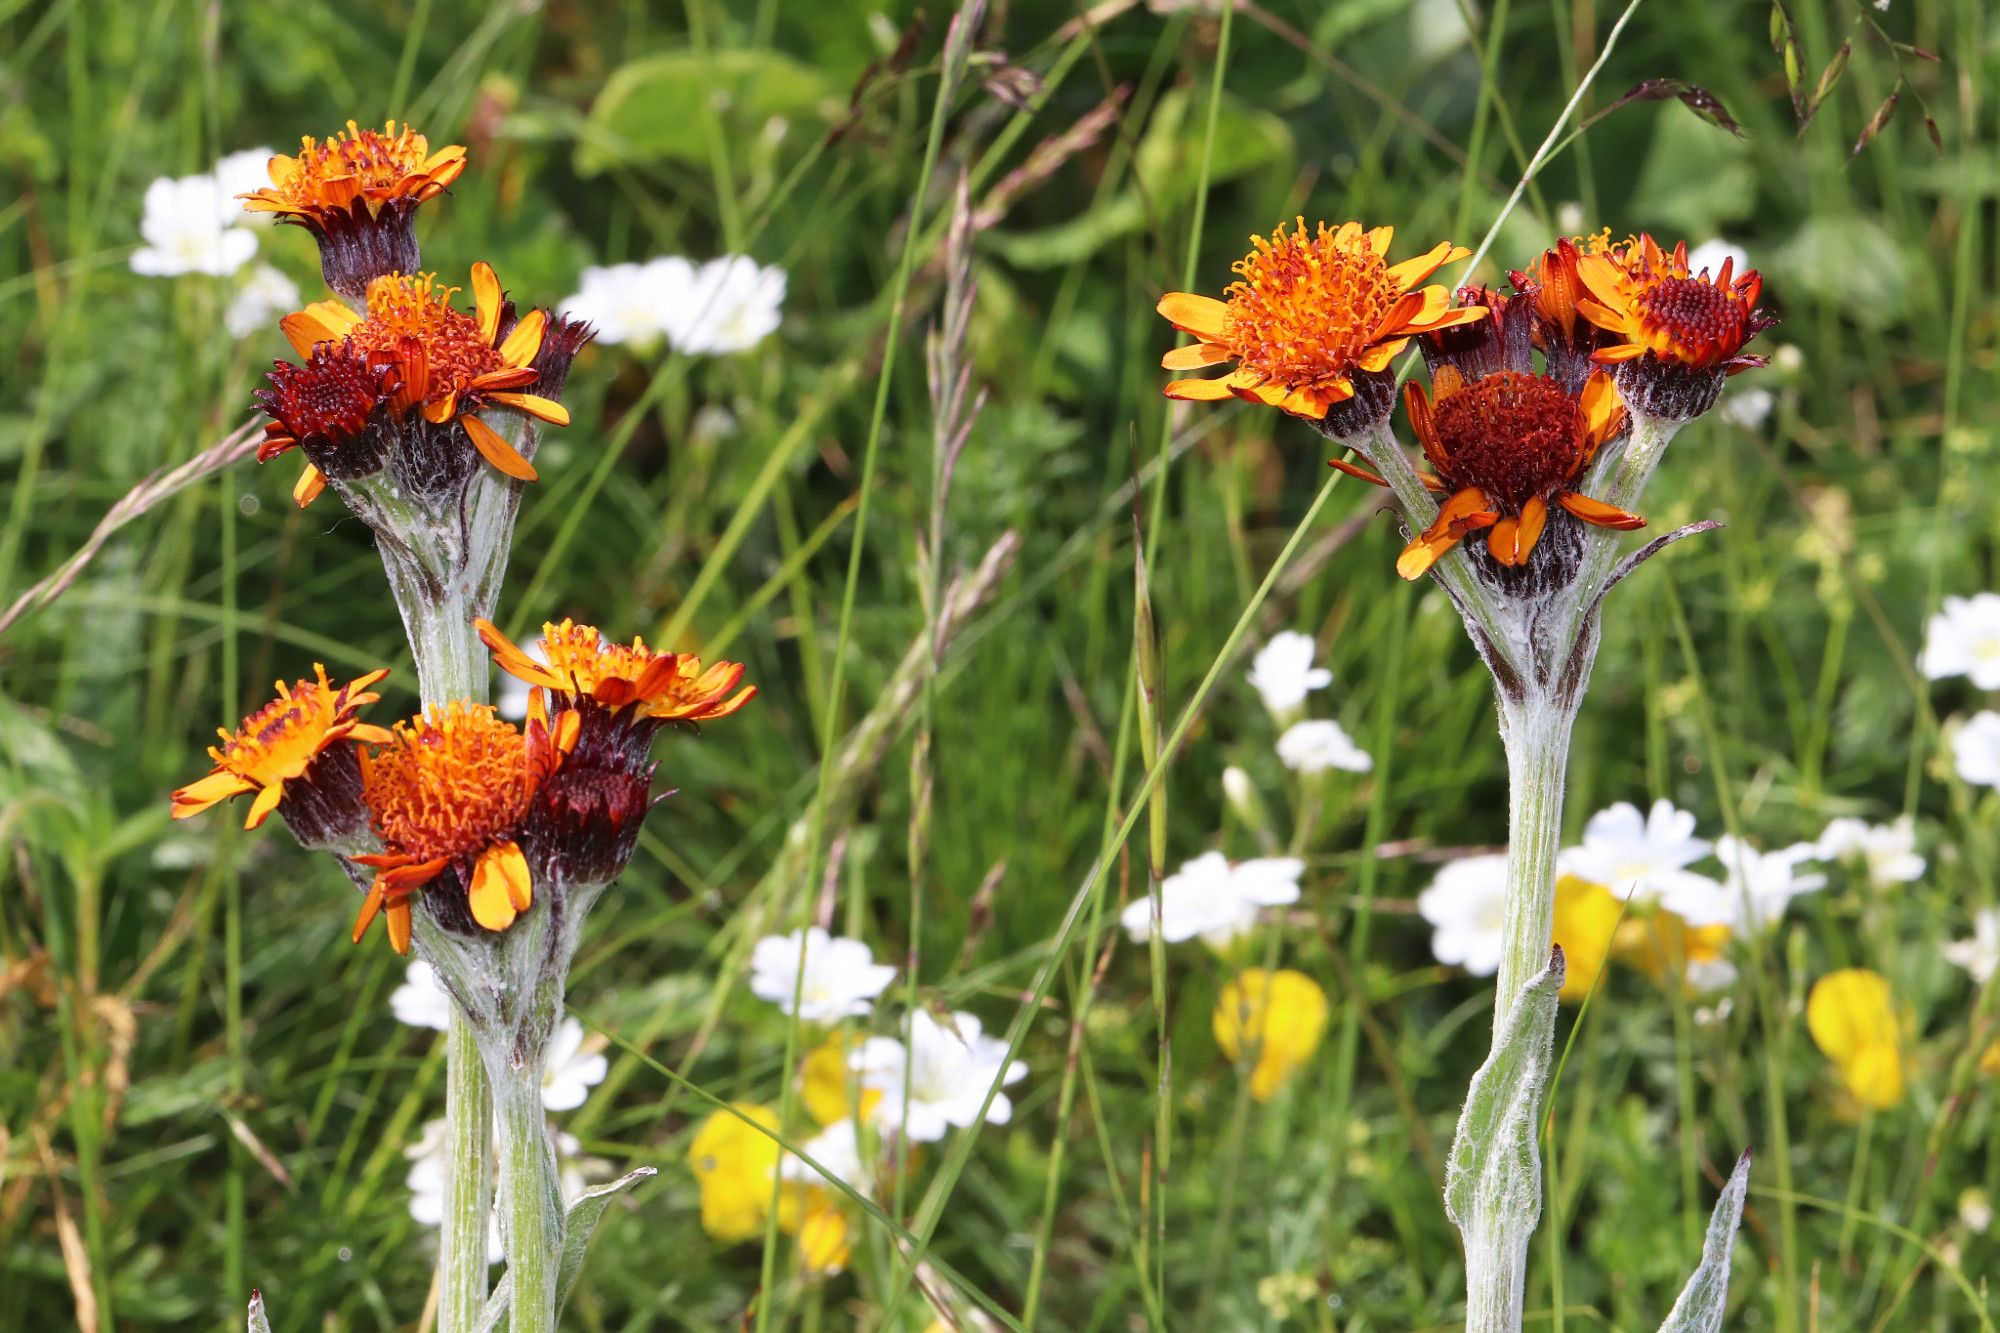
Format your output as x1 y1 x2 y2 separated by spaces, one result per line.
131 174 257 277
1816 815 1925 889
669 255 785 354
224 263 301 340
541 1017 609 1112
1557 799 1719 905
1275 719 1373 774
1416 853 1510 977
560 257 696 349
748 927 897 1023
1942 908 1999 986
1952 711 2000 788
1663 835 1826 934
1117 851 1302 948
1245 631 1332 716
1921 594 2000 689
853 1009 1026 1143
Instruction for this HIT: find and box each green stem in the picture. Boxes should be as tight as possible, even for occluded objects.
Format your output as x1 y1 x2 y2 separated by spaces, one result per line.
384 524 501 1333
1493 696 1574 1027
441 1012 496 1333
495 1063 562 1333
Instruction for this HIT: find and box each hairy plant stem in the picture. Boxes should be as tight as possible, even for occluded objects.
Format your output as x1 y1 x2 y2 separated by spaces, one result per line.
1492 696 1576 1029
365 461 535 1333
494 1060 561 1333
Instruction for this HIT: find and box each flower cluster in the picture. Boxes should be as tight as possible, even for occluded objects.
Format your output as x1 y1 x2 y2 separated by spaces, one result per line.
1158 220 1775 595
562 255 786 355
1118 850 1305 950
1922 592 2000 790
222 123 589 513
1244 631 1373 776
170 619 755 955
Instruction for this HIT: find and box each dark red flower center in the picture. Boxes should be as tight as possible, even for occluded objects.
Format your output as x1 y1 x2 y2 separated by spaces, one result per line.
1428 372 1586 511
258 346 400 446
1634 277 1744 347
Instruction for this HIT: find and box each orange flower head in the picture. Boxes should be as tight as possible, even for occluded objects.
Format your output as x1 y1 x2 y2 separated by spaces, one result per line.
1576 233 1769 373
255 344 403 507
240 121 468 301
478 617 757 725
171 665 391 833
242 121 465 223
1395 367 1644 579
352 703 537 953
1157 220 1485 423
276 264 569 489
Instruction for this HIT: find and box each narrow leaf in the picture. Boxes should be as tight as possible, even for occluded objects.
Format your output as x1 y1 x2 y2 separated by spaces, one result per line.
557 1167 657 1314
1657 1150 1754 1332
247 1291 273 1333
1852 87 1902 159
1445 950 1566 1233
1803 42 1851 128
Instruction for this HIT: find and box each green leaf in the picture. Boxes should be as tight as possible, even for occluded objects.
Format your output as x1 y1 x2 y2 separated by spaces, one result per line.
557 1167 657 1313
1445 950 1564 1233
1657 1150 1752 1333
577 51 830 176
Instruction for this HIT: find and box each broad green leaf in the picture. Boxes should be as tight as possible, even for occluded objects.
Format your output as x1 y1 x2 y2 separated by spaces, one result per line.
578 51 830 176
1445 950 1564 1232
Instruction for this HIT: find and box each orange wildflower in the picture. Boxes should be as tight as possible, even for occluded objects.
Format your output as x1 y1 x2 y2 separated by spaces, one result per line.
277 266 569 504
1157 219 1484 421
352 704 537 953
1574 233 1771 373
477 618 756 725
171 666 391 831
1339 367 1643 579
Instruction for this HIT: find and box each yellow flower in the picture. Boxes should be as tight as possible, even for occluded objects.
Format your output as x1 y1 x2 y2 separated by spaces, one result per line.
796 1199 852 1275
1550 876 1624 1003
1978 1040 2000 1080
1157 219 1482 420
1613 907 1733 992
685 1103 792 1243
1212 968 1329 1102
799 1032 881 1128
1806 969 1907 1110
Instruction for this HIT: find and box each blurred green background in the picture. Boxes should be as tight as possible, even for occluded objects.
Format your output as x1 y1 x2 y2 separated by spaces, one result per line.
0 0 1994 1328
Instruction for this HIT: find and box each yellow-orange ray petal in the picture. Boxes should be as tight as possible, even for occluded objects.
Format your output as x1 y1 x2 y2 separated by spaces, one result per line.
170 770 255 819
1404 305 1488 333
351 880 388 943
466 368 539 392
1161 342 1235 371
1163 377 1237 402
1156 292 1229 340
423 393 459 425
486 392 570 426
1397 488 1498 581
1383 241 1461 292
1557 491 1647 530
1591 343 1648 363
293 465 327 509
386 900 413 955
472 261 502 344
461 415 539 481
1364 225 1395 257
469 843 531 931
475 618 565 689
497 309 547 367
1327 456 1389 487
244 780 286 830
1356 336 1410 374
